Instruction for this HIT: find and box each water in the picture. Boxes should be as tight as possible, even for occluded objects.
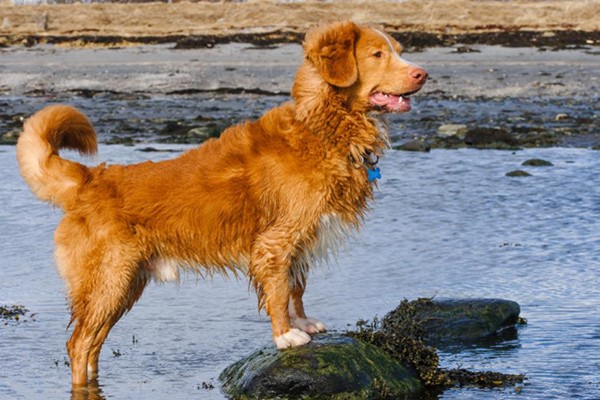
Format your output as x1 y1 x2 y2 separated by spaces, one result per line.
1 142 599 397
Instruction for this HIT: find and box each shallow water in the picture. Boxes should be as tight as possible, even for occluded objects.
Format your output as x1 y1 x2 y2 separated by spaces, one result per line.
1 141 599 399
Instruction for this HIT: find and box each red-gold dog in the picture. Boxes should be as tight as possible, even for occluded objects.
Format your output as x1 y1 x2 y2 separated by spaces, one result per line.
17 21 426 387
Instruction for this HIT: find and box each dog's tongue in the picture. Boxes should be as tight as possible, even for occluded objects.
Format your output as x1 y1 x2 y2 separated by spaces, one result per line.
369 92 411 112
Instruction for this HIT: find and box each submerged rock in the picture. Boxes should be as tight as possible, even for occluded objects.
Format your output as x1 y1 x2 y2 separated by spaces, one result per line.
220 333 422 399
399 298 522 345
522 158 553 167
506 170 532 177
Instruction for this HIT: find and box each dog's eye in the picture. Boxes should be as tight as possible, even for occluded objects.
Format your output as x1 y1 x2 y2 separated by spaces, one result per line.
373 51 383 58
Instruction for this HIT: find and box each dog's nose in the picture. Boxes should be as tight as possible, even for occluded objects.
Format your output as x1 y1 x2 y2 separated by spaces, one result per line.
408 66 428 85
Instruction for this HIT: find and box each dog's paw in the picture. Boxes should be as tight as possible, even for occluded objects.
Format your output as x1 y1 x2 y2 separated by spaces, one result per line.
291 317 327 334
274 328 311 349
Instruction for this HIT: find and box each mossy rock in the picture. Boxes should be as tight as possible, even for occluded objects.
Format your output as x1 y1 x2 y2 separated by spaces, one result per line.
219 333 422 399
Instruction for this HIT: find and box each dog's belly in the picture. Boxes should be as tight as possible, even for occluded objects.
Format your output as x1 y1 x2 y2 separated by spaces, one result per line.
146 258 181 283
146 255 251 283
145 213 352 284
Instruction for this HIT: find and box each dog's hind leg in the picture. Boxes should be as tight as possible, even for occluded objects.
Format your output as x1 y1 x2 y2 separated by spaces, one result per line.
62 244 145 387
86 269 148 379
289 277 327 334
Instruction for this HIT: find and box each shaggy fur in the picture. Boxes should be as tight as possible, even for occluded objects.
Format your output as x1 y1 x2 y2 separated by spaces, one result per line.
16 21 427 387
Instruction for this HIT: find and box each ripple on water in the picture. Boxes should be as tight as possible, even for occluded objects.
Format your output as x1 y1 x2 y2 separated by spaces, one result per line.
1 144 599 400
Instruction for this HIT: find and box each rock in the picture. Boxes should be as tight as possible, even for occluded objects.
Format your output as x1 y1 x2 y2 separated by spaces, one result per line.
555 113 569 121
506 170 532 177
105 136 135 146
389 298 521 345
159 120 193 136
186 127 215 141
394 139 431 152
0 128 20 145
220 333 422 399
220 298 524 398
464 127 519 149
135 147 181 153
437 124 468 139
522 158 553 167
452 46 480 53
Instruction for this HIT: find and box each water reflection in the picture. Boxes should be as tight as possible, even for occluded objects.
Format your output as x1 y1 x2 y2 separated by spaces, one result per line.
71 379 105 400
435 326 521 352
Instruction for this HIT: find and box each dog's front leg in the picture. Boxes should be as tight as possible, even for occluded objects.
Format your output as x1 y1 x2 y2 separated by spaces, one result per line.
250 227 312 349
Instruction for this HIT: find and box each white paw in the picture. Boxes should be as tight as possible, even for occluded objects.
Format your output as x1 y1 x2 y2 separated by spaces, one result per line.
273 328 311 349
291 317 328 334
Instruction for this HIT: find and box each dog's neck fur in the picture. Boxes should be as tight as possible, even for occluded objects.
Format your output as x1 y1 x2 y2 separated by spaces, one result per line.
291 62 388 163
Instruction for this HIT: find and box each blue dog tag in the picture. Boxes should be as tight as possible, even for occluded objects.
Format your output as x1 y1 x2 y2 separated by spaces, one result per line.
367 167 381 182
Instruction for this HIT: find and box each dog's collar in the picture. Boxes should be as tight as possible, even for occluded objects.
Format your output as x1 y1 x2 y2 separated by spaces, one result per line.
350 150 381 182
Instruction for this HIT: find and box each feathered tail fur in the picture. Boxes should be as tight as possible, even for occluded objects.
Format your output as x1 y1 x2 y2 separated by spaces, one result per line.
16 105 97 209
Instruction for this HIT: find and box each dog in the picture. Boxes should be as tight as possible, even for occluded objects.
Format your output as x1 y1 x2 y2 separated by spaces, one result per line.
16 21 427 387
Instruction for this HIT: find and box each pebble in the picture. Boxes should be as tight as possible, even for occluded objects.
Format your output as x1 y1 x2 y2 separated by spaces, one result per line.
438 124 468 139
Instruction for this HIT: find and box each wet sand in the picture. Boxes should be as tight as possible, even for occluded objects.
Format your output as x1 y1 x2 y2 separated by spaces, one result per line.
1 43 598 99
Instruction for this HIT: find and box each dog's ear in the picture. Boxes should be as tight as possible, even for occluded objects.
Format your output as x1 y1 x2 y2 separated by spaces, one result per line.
304 21 360 88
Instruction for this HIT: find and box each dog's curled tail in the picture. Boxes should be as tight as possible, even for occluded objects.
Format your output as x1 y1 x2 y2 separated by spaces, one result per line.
16 105 97 209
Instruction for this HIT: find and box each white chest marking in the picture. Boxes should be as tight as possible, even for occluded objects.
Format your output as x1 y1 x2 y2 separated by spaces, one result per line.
291 213 355 286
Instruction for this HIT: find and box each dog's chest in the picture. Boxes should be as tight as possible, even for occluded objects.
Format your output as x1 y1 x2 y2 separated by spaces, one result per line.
291 212 353 286
309 212 354 263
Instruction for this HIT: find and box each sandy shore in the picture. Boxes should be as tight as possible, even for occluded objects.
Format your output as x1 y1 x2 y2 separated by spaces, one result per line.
1 43 598 99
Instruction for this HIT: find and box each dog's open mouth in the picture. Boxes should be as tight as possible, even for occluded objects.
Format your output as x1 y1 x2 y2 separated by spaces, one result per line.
369 90 419 113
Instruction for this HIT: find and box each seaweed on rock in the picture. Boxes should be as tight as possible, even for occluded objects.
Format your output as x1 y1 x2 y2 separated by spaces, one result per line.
346 298 525 389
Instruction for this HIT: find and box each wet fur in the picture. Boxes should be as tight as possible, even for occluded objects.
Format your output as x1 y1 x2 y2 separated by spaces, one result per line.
16 21 426 387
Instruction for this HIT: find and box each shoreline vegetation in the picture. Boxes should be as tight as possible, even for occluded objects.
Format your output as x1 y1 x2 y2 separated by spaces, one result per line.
1 0 599 49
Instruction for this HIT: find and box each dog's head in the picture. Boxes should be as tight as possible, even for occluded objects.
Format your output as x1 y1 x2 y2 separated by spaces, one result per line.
299 21 427 113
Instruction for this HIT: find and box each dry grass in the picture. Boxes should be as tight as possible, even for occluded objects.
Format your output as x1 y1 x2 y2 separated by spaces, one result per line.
0 0 598 40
